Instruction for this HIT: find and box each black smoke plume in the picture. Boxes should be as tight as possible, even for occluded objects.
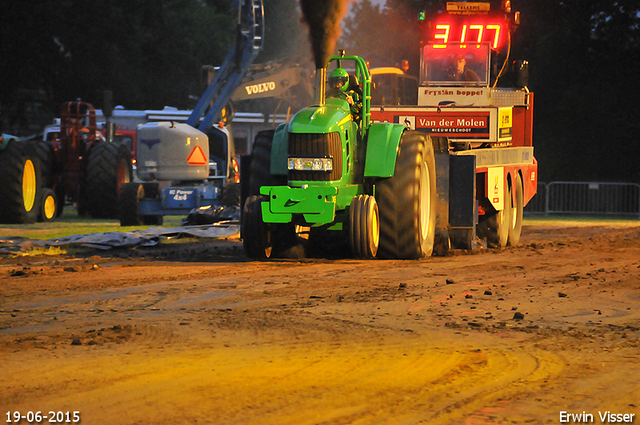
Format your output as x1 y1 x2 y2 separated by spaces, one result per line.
299 0 350 69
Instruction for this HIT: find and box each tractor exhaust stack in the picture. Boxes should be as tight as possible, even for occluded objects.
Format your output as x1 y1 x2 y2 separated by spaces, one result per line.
314 68 326 106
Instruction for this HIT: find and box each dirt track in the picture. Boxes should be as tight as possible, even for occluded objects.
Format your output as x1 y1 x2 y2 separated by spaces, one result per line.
1 222 640 424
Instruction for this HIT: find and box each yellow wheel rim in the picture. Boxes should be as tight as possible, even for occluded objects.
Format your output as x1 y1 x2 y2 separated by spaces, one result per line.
43 194 56 220
371 202 379 248
23 159 37 212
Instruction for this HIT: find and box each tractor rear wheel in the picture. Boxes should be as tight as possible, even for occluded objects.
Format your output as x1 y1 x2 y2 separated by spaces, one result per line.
29 140 54 188
85 142 133 219
0 140 40 224
376 131 437 259
349 194 379 258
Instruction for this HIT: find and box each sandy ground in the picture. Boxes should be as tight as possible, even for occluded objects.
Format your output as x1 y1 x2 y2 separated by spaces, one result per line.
1 221 640 425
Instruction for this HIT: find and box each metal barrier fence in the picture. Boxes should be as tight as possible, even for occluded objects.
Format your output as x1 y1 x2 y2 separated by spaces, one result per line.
524 182 640 217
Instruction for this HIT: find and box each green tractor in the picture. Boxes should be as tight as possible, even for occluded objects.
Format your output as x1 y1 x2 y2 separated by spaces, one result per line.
242 52 438 259
0 133 41 224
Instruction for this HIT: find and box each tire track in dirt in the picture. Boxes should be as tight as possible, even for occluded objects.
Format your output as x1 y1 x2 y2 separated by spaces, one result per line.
2 222 640 424
0 313 568 425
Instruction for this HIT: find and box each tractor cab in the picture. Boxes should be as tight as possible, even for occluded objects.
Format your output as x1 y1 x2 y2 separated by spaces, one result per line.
420 43 491 87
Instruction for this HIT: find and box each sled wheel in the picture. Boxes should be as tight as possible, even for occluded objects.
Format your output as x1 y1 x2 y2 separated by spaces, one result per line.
484 180 512 248
85 142 133 218
349 194 379 258
508 173 524 246
376 131 437 259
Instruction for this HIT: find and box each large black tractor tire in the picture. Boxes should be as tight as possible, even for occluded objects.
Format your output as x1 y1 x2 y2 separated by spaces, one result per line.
0 140 40 224
85 142 133 219
249 130 285 195
242 195 302 259
221 181 241 207
376 131 437 259
29 140 54 188
349 194 380 259
508 173 524 246
242 195 273 259
38 188 58 222
242 131 302 259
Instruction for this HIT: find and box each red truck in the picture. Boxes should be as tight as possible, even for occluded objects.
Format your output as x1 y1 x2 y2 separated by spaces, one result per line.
370 0 536 250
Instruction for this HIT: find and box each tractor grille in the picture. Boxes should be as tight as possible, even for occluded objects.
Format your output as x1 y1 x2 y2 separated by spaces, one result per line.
288 132 342 181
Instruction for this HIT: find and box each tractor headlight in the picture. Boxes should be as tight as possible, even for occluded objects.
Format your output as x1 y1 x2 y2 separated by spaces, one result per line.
288 157 333 172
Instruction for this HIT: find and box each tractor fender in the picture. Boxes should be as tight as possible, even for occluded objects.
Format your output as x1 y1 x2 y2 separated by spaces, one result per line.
363 122 406 178
270 123 289 176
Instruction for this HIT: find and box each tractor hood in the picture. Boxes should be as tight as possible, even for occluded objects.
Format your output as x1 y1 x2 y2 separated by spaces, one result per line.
288 98 352 134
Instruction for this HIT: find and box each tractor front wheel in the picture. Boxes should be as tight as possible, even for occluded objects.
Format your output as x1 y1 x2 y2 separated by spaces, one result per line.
38 188 58 222
349 194 379 258
242 131 303 259
242 195 273 259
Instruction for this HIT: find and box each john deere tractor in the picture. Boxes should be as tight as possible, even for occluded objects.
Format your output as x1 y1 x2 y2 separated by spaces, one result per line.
241 52 438 259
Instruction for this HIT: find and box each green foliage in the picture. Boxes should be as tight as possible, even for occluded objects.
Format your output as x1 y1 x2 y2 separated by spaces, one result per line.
0 0 234 112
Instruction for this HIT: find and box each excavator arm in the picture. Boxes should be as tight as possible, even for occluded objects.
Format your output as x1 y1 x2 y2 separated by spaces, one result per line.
187 0 264 132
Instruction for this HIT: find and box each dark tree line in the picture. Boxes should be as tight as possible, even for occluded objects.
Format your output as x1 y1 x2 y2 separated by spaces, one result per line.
1 1 235 121
2 0 639 181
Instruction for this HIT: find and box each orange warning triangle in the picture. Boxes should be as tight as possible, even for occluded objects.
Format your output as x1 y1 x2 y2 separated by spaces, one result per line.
187 146 207 165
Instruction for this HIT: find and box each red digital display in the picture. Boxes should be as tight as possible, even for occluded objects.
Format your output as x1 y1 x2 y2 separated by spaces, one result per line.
432 22 505 49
